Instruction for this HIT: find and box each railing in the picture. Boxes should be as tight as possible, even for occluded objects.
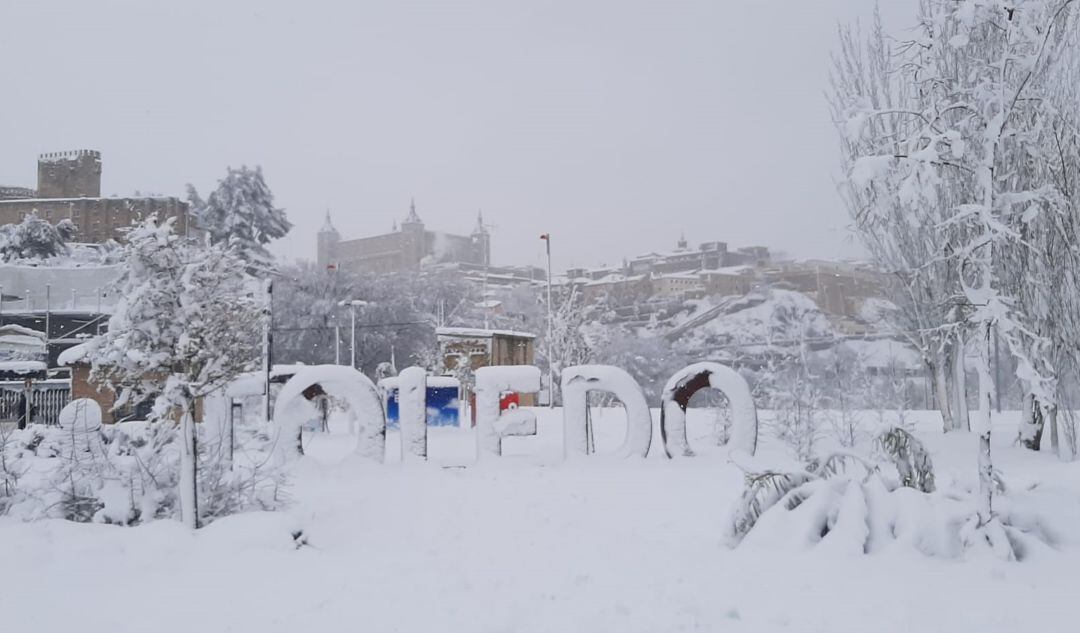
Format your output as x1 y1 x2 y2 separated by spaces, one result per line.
0 380 71 426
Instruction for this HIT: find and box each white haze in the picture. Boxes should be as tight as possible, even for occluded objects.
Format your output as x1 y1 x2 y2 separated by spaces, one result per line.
0 0 914 270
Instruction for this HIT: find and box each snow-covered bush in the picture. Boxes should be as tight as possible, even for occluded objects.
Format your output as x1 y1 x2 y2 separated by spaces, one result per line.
0 418 285 526
0 212 76 262
727 427 1048 560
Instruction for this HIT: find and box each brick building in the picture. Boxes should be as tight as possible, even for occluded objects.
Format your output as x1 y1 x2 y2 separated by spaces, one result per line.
0 150 194 243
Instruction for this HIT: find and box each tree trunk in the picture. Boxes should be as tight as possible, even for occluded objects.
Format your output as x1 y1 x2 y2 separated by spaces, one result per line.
975 323 995 525
1019 392 1045 451
1048 406 1060 456
933 354 956 432
952 336 970 432
179 398 199 529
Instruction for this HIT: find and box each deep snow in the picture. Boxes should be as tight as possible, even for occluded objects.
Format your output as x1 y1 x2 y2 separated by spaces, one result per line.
2 408 1079 633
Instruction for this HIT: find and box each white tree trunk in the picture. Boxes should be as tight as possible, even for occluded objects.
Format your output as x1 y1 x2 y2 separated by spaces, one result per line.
975 324 995 524
179 399 199 529
952 336 970 432
933 355 956 433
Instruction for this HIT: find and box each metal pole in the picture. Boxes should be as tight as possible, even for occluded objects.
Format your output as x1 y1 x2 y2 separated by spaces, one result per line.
335 324 341 365
71 288 77 310
350 304 357 369
263 279 273 423
24 378 32 427
45 284 51 351
0 284 4 326
544 234 554 408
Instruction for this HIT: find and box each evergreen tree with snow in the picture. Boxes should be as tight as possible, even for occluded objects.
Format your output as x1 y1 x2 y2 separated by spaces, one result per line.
86 217 263 529
188 166 291 270
0 212 77 261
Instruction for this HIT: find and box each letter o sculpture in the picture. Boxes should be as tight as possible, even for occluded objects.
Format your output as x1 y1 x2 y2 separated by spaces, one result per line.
660 362 758 458
272 365 387 462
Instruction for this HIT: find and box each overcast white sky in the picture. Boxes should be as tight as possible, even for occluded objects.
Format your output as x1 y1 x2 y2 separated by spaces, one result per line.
0 0 915 272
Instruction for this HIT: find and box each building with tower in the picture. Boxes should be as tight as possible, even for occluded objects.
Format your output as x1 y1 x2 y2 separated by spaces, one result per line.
318 201 491 275
0 150 193 243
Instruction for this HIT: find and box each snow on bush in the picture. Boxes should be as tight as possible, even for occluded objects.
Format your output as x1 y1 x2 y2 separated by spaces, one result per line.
726 427 1051 560
0 419 284 526
474 365 541 457
561 365 652 458
0 212 76 262
660 362 758 458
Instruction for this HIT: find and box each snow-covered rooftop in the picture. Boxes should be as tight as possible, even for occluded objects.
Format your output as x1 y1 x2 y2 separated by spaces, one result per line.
436 327 536 339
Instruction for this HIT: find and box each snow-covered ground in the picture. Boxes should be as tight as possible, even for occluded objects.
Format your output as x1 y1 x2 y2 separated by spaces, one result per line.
2 409 1079 632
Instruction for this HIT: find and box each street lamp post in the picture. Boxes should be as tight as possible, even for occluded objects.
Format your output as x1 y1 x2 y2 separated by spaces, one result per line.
541 233 554 407
339 299 369 370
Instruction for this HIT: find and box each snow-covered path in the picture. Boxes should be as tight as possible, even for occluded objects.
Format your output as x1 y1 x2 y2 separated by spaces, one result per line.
2 410 1079 632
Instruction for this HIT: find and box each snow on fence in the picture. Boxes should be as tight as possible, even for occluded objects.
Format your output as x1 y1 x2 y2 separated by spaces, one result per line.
0 380 72 425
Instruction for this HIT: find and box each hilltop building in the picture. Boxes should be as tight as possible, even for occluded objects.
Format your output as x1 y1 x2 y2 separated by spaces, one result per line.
565 237 770 304
318 201 491 275
0 150 194 242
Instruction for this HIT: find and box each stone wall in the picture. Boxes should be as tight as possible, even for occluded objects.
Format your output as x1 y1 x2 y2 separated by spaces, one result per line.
37 150 101 199
0 196 192 243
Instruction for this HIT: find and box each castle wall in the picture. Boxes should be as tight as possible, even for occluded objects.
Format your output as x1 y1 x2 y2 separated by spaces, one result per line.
0 196 192 243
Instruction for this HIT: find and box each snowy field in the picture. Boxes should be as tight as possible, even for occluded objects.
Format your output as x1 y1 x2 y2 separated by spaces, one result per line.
2 408 1080 633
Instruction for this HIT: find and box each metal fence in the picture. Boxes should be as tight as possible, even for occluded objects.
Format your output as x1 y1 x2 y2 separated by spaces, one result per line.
0 380 71 426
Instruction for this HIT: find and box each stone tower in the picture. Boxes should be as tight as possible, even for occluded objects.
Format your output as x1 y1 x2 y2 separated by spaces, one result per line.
400 198 427 267
317 210 340 268
471 211 490 266
37 149 102 199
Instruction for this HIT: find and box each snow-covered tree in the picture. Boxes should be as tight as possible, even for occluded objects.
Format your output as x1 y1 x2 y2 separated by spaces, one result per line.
537 287 593 403
833 0 1080 552
86 217 263 529
188 166 291 270
0 212 77 261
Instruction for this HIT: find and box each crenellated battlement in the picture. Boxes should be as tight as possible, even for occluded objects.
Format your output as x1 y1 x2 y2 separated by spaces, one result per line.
37 149 102 163
37 149 102 198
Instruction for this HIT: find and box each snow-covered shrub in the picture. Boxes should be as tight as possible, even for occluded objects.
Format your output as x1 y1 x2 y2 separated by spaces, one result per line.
0 212 76 262
727 430 1049 560
0 418 285 526
763 360 826 463
874 427 934 493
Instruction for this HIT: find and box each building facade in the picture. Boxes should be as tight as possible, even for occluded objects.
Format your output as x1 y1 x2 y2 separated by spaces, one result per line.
0 150 193 242
318 202 490 275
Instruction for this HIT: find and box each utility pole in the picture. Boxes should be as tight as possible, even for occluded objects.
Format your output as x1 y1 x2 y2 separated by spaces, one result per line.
541 233 554 407
263 278 273 423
